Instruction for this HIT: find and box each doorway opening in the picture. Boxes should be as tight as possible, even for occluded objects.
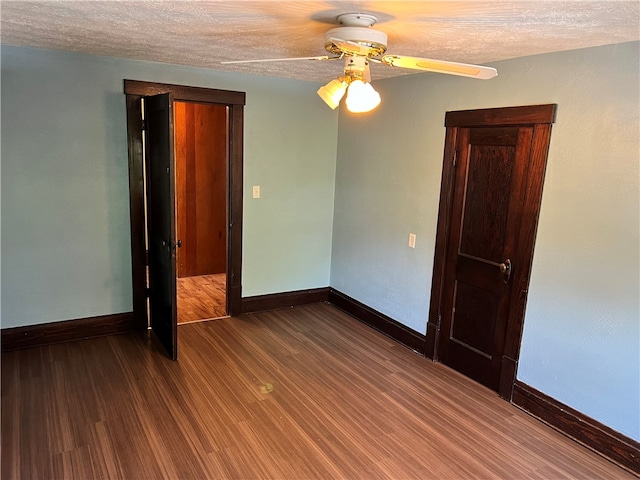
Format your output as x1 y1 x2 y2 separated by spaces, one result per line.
125 80 245 358
173 101 229 324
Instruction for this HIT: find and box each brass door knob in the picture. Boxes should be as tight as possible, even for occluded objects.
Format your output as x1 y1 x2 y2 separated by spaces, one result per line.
499 259 512 282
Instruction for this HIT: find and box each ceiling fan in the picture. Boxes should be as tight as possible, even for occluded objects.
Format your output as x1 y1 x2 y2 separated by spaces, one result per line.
221 13 498 113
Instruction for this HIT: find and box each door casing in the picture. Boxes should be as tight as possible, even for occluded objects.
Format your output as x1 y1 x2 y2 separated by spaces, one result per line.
425 104 556 399
125 80 245 333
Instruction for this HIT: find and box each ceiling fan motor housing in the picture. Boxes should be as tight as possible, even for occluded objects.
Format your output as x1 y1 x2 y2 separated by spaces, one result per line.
324 27 388 57
324 14 388 57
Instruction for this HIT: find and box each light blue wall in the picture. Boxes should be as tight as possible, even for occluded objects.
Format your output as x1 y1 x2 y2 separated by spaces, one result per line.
1 45 338 328
2 42 638 441
331 42 639 440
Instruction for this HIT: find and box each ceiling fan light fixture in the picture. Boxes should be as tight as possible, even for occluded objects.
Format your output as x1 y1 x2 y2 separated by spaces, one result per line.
317 77 348 110
345 79 380 113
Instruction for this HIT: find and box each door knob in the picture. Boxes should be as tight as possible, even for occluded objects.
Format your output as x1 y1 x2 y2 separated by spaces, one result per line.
176 240 182 248
499 259 512 282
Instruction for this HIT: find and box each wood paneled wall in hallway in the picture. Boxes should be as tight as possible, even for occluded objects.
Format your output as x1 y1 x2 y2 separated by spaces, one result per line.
174 101 228 278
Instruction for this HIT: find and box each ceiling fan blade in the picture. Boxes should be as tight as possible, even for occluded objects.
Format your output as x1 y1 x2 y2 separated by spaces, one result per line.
381 55 497 79
221 55 336 65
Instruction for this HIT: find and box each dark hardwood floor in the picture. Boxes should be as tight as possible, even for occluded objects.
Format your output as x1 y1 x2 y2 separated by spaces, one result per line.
1 303 633 479
177 273 227 324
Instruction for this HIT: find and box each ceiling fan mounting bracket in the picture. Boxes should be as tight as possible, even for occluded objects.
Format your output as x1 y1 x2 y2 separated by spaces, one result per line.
337 13 378 28
325 13 387 57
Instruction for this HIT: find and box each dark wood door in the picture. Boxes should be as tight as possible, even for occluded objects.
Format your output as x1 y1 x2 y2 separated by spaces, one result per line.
429 105 556 398
144 93 178 360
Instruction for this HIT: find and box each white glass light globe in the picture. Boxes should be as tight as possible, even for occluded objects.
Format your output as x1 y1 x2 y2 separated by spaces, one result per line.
345 80 381 113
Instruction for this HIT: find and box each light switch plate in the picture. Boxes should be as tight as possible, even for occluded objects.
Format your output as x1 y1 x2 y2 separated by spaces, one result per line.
408 233 416 248
253 185 260 198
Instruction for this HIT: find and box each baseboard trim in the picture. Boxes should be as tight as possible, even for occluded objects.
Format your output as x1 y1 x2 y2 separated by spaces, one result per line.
1 312 135 351
512 381 640 474
328 289 426 353
241 287 330 314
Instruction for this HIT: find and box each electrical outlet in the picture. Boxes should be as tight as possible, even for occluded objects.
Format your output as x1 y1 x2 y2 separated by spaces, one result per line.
252 185 260 199
408 233 416 248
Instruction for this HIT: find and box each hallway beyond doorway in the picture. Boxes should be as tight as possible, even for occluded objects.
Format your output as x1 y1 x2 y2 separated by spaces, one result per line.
177 273 227 323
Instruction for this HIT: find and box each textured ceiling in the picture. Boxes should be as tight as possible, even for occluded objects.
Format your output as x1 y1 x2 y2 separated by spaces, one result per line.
2 1 639 82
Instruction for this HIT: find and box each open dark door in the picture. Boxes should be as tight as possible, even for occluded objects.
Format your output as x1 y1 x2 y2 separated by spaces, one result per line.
144 93 178 360
428 105 556 398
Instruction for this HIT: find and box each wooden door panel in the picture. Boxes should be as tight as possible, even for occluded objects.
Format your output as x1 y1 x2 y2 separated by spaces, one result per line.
456 255 505 290
145 93 178 360
436 111 550 394
460 143 515 262
469 127 519 146
447 340 497 389
451 281 498 355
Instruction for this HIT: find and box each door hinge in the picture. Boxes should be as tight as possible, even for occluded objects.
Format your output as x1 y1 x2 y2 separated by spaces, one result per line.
145 286 150 298
141 119 146 131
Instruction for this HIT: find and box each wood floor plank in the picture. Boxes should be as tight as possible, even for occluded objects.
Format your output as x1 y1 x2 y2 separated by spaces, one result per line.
178 273 227 323
1 303 635 479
